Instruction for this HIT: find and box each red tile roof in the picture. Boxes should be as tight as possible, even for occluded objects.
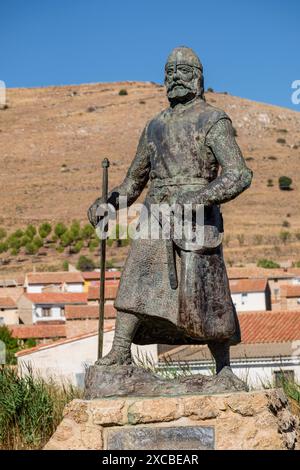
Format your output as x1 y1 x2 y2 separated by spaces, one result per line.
229 278 268 294
25 292 87 305
280 285 300 298
239 310 300 343
82 271 121 281
87 283 119 301
10 324 66 339
15 325 115 357
0 296 17 308
26 272 84 285
228 267 300 280
65 304 116 320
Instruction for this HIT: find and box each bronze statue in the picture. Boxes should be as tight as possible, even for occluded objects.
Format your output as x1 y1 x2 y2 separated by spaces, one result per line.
88 46 252 374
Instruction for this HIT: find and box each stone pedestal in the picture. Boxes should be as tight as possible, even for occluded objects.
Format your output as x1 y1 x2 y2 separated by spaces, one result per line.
45 389 299 450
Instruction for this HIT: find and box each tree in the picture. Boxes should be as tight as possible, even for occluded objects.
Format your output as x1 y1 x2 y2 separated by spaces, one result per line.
279 176 292 191
39 222 52 238
0 325 19 364
54 222 67 238
76 255 95 271
25 224 37 239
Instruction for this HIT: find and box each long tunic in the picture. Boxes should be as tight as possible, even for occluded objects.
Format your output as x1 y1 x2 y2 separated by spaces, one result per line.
106 98 252 345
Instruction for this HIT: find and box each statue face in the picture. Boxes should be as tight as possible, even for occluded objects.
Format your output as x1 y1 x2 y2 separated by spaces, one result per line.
165 63 200 104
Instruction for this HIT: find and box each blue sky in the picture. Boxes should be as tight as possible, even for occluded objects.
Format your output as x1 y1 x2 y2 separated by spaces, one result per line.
1 0 299 110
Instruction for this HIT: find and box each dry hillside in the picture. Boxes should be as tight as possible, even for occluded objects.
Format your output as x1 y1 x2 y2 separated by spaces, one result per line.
0 81 300 271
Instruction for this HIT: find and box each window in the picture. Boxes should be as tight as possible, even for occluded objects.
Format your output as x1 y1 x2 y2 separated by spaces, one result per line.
42 308 51 317
274 370 294 388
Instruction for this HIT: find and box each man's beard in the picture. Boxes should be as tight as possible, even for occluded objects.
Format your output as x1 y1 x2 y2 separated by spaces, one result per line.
167 81 197 103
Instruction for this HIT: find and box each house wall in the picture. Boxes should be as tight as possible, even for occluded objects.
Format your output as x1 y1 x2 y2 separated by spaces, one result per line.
17 295 34 324
0 308 19 325
27 284 44 293
17 332 158 388
231 292 266 312
33 306 64 322
64 283 84 293
161 358 300 390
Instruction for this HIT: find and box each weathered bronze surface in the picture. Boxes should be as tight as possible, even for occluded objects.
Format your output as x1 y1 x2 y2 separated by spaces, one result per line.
88 46 252 374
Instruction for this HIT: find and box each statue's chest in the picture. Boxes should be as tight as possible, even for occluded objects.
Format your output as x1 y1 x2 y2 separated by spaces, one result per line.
148 112 216 177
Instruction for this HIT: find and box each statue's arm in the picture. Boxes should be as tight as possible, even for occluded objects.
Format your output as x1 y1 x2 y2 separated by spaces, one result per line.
88 126 151 226
107 127 151 209
182 118 252 205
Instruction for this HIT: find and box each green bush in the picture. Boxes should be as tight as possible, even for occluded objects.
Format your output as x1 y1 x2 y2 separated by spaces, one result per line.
8 236 22 250
88 239 98 252
56 245 65 253
0 228 7 240
0 242 8 253
10 248 19 256
25 224 37 239
38 222 52 238
76 255 95 271
25 242 39 255
20 235 31 247
279 176 292 190
74 240 83 253
62 260 69 271
118 89 128 96
69 220 81 241
0 325 19 364
12 229 23 238
60 231 73 247
267 179 273 187
81 224 94 240
257 259 280 269
54 222 67 238
33 236 43 248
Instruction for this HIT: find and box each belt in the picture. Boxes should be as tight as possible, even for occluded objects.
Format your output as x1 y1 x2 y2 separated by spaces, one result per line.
151 177 208 188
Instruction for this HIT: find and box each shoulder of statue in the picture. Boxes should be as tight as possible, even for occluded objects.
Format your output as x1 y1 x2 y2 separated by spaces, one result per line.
146 108 168 137
198 101 232 136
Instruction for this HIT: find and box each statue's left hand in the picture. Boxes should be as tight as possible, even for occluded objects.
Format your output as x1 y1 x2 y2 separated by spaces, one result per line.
87 197 105 228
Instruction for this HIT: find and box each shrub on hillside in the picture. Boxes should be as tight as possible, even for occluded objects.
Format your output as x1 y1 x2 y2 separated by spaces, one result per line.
0 242 8 253
38 222 52 238
118 89 128 96
25 242 39 255
25 224 37 239
54 222 67 238
278 176 292 191
76 255 95 271
257 259 280 269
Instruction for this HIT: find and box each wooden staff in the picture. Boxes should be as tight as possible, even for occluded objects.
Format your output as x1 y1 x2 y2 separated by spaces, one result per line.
98 158 110 360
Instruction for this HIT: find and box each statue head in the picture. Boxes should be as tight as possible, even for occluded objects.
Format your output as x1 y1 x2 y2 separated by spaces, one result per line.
165 46 204 106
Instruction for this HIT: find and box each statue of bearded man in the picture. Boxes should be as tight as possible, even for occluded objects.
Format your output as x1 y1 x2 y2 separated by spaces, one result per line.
88 46 252 373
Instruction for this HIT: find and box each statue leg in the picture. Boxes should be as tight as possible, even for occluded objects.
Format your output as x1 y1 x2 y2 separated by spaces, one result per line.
207 341 230 374
95 310 140 366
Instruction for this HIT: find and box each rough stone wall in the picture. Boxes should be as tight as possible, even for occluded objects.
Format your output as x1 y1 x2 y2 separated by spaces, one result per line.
44 389 299 450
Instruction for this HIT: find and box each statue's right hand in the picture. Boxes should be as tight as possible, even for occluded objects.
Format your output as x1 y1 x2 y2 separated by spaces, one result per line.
87 197 106 228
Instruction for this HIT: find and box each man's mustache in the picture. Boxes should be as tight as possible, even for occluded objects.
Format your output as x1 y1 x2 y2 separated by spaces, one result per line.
167 81 193 92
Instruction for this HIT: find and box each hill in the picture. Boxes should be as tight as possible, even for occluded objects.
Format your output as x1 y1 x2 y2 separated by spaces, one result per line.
0 81 300 271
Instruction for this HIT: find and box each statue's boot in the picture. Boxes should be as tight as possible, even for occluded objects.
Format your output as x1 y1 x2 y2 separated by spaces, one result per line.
207 340 230 374
95 310 140 366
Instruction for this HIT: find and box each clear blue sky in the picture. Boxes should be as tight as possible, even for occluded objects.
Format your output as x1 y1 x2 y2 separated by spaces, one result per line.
1 0 299 110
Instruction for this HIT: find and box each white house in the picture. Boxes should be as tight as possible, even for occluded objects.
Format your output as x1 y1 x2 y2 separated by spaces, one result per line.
158 310 300 389
17 292 87 324
16 326 158 388
230 278 271 311
24 272 84 293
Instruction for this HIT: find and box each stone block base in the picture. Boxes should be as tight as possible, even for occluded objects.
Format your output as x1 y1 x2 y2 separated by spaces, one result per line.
45 389 299 450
